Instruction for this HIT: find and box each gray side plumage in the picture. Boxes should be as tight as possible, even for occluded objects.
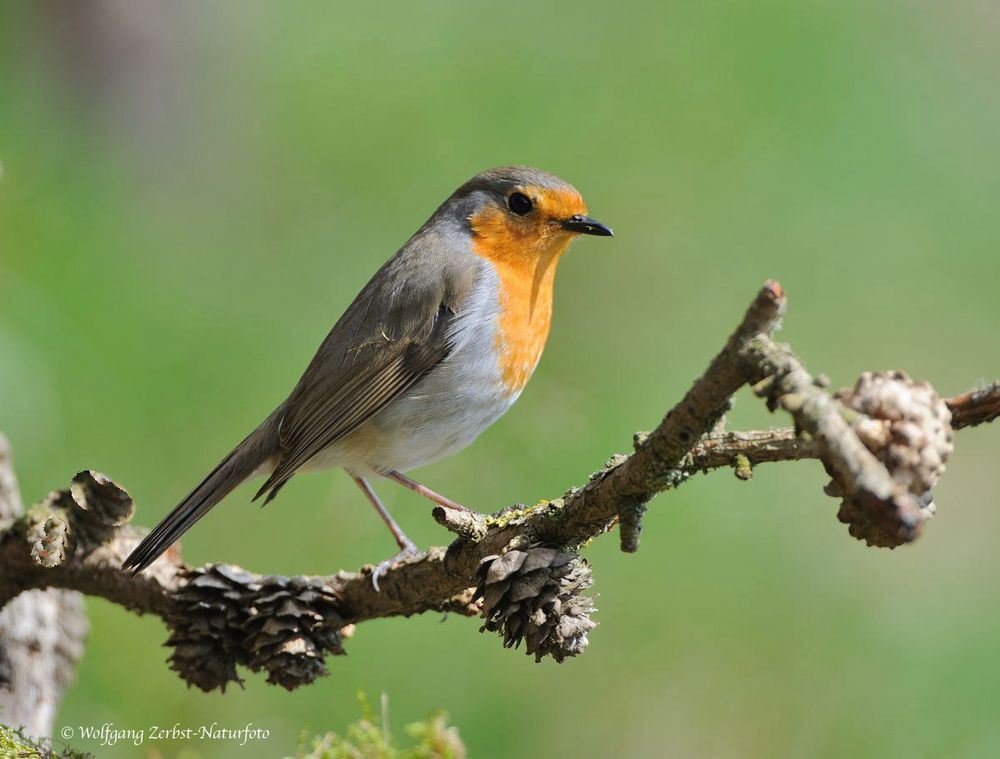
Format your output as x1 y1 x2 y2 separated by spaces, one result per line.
255 219 477 501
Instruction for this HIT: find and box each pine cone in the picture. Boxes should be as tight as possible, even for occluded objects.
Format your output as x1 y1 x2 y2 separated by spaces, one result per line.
475 546 597 663
831 370 954 547
242 576 346 690
68 470 135 541
28 513 70 568
22 471 136 566
166 564 346 692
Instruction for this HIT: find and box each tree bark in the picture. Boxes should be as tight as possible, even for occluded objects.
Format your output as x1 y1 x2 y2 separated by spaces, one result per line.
0 434 88 739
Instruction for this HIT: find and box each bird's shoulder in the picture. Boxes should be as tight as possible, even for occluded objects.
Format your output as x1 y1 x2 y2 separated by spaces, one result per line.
279 224 489 421
320 225 481 361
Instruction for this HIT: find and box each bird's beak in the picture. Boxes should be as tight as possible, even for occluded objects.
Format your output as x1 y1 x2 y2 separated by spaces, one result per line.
561 214 614 237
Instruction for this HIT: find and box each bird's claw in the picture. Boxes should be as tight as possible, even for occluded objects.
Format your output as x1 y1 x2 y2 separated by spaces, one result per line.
369 543 420 592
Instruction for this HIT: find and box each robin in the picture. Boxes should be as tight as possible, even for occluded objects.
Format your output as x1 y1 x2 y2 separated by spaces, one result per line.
123 166 613 585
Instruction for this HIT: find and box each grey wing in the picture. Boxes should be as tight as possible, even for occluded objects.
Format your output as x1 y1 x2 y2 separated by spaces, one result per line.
253 254 473 503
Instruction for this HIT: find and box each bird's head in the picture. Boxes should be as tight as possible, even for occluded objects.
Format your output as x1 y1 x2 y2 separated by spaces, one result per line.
444 166 612 267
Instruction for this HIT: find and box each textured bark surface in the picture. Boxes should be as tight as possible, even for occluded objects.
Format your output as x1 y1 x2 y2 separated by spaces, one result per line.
0 435 88 739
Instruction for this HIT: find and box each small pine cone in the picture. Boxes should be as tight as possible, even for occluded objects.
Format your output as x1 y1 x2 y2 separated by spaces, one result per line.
166 565 346 692
28 513 71 568
25 491 74 567
241 575 346 690
166 565 252 691
832 371 954 547
475 546 597 663
68 470 135 544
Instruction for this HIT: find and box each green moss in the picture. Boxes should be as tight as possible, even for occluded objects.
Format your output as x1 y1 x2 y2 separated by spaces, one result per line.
484 503 540 528
0 724 91 759
294 692 465 759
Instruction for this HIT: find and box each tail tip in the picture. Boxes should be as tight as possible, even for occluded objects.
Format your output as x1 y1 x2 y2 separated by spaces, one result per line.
122 545 154 575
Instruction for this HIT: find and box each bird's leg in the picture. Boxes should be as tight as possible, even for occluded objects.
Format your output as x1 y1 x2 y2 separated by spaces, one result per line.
352 475 418 591
382 470 469 512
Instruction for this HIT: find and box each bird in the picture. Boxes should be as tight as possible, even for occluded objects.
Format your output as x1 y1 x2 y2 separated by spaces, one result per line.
122 166 613 585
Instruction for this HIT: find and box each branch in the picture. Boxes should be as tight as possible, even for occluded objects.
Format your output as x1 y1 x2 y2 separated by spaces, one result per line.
0 281 996 695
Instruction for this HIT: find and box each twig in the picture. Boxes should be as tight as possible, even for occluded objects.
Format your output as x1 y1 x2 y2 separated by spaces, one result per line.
946 382 1000 429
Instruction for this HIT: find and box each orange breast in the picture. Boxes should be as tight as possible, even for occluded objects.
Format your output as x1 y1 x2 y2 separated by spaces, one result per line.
470 207 574 396
491 254 559 395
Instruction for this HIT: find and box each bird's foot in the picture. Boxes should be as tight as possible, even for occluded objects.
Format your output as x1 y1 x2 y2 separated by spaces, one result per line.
369 542 420 592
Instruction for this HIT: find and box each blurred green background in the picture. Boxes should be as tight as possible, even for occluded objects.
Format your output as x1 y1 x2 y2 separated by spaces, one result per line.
2 1 999 756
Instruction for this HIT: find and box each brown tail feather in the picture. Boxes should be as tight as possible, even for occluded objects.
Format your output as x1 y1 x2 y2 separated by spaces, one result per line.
122 409 282 573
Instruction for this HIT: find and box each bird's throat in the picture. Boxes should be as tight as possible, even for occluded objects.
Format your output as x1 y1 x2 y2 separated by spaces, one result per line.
471 231 569 396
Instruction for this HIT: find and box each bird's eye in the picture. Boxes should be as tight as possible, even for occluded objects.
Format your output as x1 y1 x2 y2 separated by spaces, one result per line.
507 192 533 216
